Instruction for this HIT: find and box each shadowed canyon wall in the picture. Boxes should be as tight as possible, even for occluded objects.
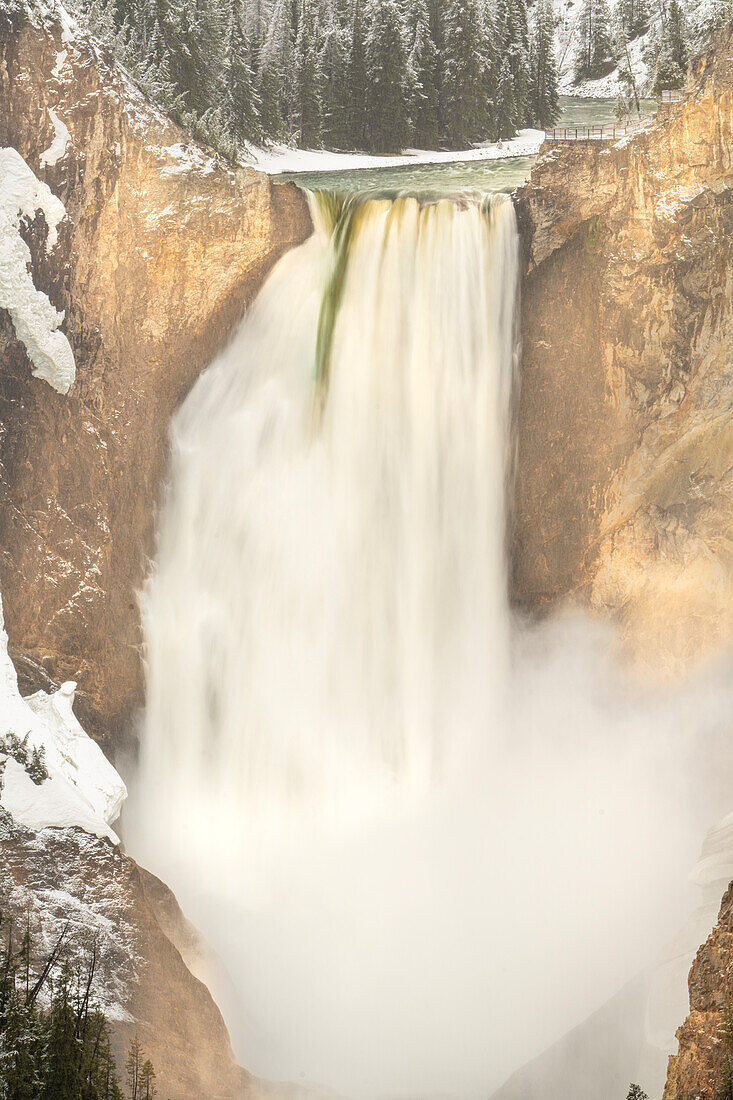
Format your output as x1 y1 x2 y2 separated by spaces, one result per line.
0 12 311 756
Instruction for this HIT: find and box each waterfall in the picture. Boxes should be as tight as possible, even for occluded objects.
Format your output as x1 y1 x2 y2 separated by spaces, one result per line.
129 187 733 1100
132 189 519 1095
136 191 518 858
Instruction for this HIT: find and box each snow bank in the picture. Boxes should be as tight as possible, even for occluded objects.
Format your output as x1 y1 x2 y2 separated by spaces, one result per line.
251 129 544 176
0 147 75 393
1 760 121 841
40 109 71 168
0 595 127 843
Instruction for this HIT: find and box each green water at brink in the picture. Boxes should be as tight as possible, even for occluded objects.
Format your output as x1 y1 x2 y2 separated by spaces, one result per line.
278 96 657 198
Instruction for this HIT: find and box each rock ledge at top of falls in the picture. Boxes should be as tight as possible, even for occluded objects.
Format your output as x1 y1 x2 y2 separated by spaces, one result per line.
512 24 733 678
0 9 312 755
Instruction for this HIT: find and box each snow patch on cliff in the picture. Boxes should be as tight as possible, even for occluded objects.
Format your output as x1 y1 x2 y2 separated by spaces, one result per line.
0 147 75 393
40 109 71 167
0 595 126 843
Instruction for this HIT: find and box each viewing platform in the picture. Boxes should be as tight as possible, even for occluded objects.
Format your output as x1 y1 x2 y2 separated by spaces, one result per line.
546 91 685 144
545 120 646 143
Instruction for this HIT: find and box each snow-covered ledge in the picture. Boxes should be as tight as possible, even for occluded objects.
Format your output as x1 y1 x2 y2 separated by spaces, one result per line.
0 147 75 393
0 595 126 842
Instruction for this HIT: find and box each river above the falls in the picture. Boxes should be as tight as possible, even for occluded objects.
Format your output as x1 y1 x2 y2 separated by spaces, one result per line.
277 96 657 198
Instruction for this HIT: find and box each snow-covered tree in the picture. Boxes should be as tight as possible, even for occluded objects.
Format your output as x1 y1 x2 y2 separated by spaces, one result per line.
345 0 369 148
652 0 688 91
259 0 295 137
574 0 615 81
319 0 352 148
226 1 262 145
494 0 530 132
626 1086 649 1100
293 0 325 146
441 0 491 148
405 0 440 148
70 0 551 156
365 0 411 153
526 0 559 128
618 0 649 39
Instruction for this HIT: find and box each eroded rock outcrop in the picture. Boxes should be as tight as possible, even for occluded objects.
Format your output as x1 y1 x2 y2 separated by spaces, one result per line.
514 27 733 675
0 813 256 1099
664 883 733 1100
0 10 311 755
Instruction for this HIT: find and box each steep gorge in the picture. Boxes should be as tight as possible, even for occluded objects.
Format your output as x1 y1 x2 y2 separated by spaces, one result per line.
1 9 733 1099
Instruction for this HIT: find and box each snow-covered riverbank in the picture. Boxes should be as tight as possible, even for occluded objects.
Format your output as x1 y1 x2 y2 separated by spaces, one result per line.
251 129 545 176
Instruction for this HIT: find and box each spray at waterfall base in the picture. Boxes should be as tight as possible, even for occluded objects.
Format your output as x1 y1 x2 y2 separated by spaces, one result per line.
128 190 733 1099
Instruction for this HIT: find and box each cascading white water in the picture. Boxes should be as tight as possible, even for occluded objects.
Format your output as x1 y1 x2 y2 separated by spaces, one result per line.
136 191 517 869
132 190 517 1089
129 187 732 1100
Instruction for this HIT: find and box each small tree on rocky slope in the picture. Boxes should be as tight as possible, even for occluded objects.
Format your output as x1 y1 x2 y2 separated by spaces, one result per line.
0 905 129 1100
626 1084 649 1100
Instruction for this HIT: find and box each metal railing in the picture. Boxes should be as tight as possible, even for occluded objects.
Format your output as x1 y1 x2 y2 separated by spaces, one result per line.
546 120 645 142
659 89 684 103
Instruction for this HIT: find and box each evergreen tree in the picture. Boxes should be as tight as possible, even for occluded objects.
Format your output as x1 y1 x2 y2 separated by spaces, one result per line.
139 1058 157 1100
526 0 560 128
574 0 615 81
617 0 649 39
345 0 368 148
494 56 518 139
293 0 325 146
652 0 688 91
0 0 31 24
73 0 547 156
226 0 262 145
319 0 352 148
364 0 410 154
41 962 82 1100
259 0 295 138
0 910 126 1100
125 1035 143 1100
404 0 440 148
493 0 530 134
441 0 490 148
664 0 688 71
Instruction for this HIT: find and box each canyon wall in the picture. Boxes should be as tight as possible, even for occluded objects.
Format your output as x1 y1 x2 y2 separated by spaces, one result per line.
0 815 254 1099
514 27 733 676
663 881 733 1100
0 10 311 757
514 26 733 1096
0 11 310 1098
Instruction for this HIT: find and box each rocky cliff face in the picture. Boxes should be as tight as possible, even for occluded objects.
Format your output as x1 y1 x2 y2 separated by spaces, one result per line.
0 10 311 756
0 10 312 1097
514 26 733 676
514 28 733 1095
0 814 256 1100
663 883 733 1100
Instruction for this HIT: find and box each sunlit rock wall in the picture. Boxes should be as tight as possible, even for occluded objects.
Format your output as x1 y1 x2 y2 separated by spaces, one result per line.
0 12 311 756
514 24 733 676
